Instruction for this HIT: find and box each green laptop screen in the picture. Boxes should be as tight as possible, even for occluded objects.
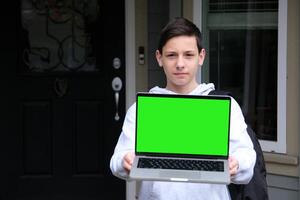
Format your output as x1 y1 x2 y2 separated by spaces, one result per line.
136 94 230 157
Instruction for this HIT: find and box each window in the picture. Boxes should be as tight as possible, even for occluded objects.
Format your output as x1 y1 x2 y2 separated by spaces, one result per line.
201 0 287 153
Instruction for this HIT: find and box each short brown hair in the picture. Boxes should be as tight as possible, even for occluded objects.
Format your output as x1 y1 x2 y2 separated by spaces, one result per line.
157 17 203 54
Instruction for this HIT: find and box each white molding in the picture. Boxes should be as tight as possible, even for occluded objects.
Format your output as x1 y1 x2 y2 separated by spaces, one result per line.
259 0 287 153
126 0 136 110
193 0 202 83
125 0 136 200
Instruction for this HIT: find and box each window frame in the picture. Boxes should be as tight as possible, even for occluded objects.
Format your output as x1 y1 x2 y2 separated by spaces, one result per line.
196 0 287 153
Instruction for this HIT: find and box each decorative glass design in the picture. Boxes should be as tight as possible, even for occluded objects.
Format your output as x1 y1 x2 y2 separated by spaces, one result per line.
21 0 99 72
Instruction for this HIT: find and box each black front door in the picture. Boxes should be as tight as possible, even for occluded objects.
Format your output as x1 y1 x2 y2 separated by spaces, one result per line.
1 1 125 199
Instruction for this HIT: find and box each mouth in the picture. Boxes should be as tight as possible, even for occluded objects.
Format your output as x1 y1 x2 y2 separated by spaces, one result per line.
174 73 188 76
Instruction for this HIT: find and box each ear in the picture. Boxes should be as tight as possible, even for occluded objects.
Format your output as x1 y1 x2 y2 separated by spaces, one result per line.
198 48 206 66
155 50 163 67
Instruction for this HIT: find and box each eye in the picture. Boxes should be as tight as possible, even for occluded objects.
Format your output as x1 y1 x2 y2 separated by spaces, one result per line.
185 53 195 58
166 53 177 58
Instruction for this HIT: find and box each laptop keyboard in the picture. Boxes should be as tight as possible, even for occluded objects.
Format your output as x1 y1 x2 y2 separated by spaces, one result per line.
137 158 224 172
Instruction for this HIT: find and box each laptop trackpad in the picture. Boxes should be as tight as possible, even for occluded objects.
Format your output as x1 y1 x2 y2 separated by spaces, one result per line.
159 171 200 181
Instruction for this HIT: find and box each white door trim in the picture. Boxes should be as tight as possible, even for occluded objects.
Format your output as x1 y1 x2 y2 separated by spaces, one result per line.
126 0 136 109
125 0 136 200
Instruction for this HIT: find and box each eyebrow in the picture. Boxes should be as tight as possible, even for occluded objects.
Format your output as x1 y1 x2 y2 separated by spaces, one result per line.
164 50 197 54
184 50 196 53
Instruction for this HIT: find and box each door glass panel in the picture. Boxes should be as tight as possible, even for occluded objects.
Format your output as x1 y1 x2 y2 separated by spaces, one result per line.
203 0 278 141
21 0 99 73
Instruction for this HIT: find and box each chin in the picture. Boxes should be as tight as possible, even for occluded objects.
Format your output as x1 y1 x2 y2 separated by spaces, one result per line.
175 78 189 84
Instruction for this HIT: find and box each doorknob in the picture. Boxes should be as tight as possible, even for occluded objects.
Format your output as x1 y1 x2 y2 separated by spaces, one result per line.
112 77 122 121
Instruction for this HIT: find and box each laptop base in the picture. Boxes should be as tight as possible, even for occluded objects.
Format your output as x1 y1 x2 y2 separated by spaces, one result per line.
129 156 230 184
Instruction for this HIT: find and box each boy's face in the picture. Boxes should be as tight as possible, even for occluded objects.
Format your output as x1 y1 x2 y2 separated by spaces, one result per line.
156 35 205 94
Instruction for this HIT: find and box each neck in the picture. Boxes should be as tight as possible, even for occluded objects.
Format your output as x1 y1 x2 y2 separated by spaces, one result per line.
166 83 199 94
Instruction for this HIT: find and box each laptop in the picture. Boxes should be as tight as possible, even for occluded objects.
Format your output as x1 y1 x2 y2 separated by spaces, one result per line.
129 92 231 184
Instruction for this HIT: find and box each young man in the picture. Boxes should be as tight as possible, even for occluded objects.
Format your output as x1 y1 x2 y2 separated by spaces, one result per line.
110 17 256 200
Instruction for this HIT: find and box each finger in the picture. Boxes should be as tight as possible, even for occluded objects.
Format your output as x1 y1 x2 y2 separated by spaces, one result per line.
229 162 236 170
228 157 239 176
125 153 134 165
124 156 132 165
123 161 132 173
230 166 238 176
123 153 135 173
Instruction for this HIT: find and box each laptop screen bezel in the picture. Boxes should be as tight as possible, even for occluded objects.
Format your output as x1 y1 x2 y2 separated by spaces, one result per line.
135 92 231 159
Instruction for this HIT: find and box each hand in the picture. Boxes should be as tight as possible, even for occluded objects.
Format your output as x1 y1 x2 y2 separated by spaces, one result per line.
123 152 135 174
229 156 239 177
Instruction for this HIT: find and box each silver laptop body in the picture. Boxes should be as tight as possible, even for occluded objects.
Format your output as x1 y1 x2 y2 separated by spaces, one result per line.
129 93 231 184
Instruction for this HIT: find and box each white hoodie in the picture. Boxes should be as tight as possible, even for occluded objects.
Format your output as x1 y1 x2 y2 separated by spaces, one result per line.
110 84 256 200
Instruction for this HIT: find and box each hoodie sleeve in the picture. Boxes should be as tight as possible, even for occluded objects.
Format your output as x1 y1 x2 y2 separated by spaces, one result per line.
110 103 136 180
229 98 256 184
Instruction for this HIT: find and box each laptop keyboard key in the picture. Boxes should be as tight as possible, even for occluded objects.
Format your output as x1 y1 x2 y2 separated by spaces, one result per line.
138 158 224 172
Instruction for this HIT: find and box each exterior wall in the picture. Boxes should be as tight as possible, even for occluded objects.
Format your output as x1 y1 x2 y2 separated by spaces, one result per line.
129 0 300 199
267 174 298 199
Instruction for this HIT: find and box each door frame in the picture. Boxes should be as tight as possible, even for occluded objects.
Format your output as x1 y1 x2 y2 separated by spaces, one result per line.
125 0 136 110
125 0 136 200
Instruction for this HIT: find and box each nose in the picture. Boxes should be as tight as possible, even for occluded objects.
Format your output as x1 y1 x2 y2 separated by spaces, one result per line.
176 55 184 70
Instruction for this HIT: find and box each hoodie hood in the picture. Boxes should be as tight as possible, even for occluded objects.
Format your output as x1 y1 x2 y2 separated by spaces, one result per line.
149 83 215 95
